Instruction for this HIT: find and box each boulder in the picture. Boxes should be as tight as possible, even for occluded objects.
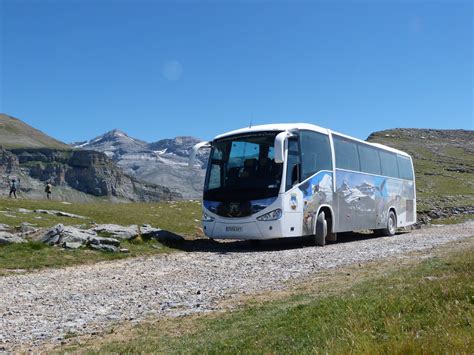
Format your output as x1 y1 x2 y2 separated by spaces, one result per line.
89 244 119 252
139 224 163 238
40 224 121 251
91 224 139 240
41 224 95 245
19 222 38 234
63 241 83 249
0 232 25 245
0 224 11 232
88 235 121 247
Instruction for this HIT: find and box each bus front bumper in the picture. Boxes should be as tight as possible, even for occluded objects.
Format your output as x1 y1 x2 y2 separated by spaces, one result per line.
203 220 285 240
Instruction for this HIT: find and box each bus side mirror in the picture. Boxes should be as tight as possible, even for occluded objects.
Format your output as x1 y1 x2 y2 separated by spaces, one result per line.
274 132 288 163
189 141 211 168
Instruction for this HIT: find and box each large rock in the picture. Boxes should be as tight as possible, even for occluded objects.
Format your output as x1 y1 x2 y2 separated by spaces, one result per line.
0 224 11 232
19 222 38 234
0 232 25 245
91 224 139 240
41 224 96 245
89 244 119 252
88 235 121 247
40 224 121 250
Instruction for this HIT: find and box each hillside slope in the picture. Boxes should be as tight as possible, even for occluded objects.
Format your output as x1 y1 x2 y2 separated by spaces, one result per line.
367 128 474 218
0 114 70 150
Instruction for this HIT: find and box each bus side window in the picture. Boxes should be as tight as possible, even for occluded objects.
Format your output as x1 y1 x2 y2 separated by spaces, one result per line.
334 136 360 172
300 130 332 180
358 144 381 175
286 138 301 190
397 155 414 180
379 151 399 178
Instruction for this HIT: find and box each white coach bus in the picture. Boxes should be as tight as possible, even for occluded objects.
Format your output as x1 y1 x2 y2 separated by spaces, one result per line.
190 124 416 245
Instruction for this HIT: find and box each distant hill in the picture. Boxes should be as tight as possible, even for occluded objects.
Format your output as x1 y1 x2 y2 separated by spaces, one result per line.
0 114 71 150
367 128 474 219
74 131 208 199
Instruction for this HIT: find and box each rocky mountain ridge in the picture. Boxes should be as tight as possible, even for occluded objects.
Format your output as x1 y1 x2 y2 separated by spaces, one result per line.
73 130 208 199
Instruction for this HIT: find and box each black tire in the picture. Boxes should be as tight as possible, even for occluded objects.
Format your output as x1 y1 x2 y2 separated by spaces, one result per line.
315 211 327 246
380 210 397 236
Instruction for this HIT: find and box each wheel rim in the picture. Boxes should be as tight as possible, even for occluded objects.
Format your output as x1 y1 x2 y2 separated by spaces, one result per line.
388 214 395 234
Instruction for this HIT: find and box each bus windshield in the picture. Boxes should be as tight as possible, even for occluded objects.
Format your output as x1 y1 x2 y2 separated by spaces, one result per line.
204 132 283 201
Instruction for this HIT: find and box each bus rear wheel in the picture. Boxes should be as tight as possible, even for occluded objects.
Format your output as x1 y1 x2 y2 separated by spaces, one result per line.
379 210 397 236
314 211 327 246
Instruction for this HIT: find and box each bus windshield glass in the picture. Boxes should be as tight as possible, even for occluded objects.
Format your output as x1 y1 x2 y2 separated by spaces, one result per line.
204 132 283 201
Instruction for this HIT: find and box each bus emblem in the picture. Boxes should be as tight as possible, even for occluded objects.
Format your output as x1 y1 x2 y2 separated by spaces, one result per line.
290 194 298 210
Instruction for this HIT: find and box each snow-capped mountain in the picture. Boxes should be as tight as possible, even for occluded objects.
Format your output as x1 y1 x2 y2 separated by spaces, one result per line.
72 130 209 199
72 129 148 159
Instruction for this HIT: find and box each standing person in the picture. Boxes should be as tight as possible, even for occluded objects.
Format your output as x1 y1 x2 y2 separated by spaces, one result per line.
45 182 52 200
9 179 17 199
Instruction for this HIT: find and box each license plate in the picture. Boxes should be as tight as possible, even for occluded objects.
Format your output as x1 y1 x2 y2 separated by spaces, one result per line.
226 226 243 232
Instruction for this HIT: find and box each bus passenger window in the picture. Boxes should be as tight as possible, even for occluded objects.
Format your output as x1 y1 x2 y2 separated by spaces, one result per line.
300 130 332 180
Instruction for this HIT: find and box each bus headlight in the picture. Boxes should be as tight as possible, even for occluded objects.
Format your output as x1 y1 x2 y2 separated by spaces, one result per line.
257 209 282 221
202 212 215 222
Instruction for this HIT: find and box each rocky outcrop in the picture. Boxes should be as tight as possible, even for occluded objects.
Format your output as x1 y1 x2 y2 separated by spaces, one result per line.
41 224 121 251
0 147 19 176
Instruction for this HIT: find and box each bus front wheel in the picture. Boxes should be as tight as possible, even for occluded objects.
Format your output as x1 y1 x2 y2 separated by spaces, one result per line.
315 211 327 246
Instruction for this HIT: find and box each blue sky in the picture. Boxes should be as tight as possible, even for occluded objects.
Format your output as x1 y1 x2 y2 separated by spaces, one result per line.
1 0 472 143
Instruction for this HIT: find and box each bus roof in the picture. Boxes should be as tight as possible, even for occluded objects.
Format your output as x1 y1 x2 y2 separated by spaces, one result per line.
214 123 411 158
214 123 329 139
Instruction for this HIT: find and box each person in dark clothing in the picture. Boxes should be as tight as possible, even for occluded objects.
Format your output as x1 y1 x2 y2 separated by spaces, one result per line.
45 183 52 200
9 179 17 199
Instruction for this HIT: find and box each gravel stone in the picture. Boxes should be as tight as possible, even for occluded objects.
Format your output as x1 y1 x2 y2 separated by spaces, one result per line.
0 221 473 351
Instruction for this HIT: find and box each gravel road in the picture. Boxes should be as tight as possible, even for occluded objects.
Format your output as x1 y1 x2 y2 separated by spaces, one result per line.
1 221 473 351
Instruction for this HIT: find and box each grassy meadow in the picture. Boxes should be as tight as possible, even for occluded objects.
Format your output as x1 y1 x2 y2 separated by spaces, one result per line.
57 238 474 354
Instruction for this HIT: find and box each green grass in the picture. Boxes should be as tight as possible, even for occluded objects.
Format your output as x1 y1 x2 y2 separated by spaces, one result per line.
59 242 474 354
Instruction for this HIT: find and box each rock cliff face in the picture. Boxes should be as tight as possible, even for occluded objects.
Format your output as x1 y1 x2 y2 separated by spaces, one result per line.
0 147 19 176
5 148 181 201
